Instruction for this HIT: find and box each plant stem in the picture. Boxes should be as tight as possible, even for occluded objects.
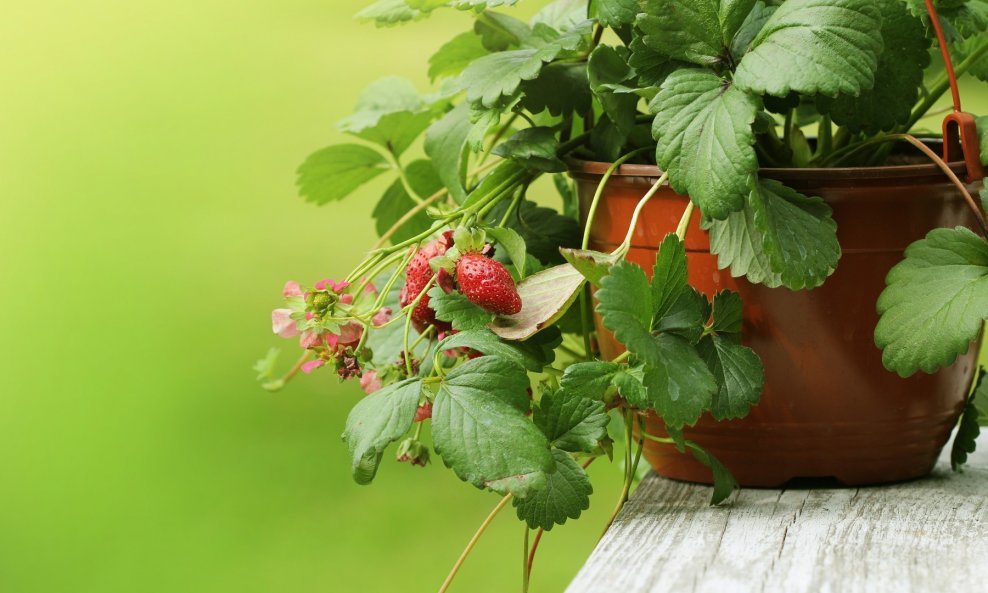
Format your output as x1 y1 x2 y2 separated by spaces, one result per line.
437 494 513 593
905 36 988 131
675 201 695 242
403 275 437 375
615 172 670 256
580 147 652 250
525 458 594 585
600 410 644 539
522 526 530 593
894 134 988 235
816 114 832 159
373 191 446 249
392 152 425 205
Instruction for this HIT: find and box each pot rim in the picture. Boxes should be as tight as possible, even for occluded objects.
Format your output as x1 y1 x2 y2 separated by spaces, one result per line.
566 138 971 181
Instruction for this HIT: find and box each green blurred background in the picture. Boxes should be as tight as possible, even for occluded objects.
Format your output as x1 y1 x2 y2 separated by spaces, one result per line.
1 2 986 592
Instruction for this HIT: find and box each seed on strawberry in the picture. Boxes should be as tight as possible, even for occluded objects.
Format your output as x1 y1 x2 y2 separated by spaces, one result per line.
400 231 454 333
455 252 522 316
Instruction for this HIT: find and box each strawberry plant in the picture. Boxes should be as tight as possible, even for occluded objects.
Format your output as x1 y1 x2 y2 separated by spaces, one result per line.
256 0 988 590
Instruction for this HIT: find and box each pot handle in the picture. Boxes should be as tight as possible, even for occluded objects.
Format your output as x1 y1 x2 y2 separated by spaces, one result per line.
924 0 985 182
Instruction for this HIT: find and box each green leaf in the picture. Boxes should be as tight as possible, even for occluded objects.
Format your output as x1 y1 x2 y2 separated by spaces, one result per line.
559 362 622 400
355 0 425 27
651 234 689 319
709 290 743 335
636 0 756 66
338 77 433 156
653 287 710 343
628 34 681 88
433 357 553 494
703 203 783 287
816 0 930 134
428 286 496 330
489 263 586 341
296 144 390 205
474 11 531 51
641 334 718 429
734 0 884 98
596 260 655 357
613 367 649 407
451 0 520 9
650 69 760 220
875 227 988 376
697 335 764 420
535 391 610 452
532 0 592 32
596 0 639 27
429 31 489 81
488 199 581 264
513 449 592 530
485 226 529 278
425 103 473 203
588 45 639 134
492 127 567 172
951 368 985 470
747 179 840 290
437 329 551 371
458 27 585 108
560 248 619 286
372 160 439 244
342 378 422 484
729 1 776 58
520 62 593 118
688 442 738 504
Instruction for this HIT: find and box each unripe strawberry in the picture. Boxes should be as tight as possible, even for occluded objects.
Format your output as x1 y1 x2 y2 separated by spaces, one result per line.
455 253 522 315
400 232 454 332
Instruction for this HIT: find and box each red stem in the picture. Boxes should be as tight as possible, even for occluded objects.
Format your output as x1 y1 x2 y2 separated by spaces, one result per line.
924 0 962 113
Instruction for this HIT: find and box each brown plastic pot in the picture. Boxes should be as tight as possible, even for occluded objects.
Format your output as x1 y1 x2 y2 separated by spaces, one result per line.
571 151 983 487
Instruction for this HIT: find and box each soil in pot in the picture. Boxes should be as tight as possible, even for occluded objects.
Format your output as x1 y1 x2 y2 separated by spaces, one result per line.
572 151 983 487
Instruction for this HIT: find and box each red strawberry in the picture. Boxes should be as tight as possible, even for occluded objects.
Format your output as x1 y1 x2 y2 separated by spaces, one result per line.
400 232 454 333
455 253 522 315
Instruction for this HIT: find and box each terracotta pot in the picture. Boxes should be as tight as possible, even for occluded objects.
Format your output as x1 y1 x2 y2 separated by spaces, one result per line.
571 153 983 487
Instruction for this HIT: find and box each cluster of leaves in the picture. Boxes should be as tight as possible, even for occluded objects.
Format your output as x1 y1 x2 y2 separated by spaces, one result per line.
278 0 988 542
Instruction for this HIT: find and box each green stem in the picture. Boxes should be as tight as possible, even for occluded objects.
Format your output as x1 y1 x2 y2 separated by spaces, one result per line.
580 147 651 250
403 275 437 375
905 37 988 131
600 410 644 539
816 114 832 159
614 172 670 257
522 526 530 593
438 494 513 593
392 153 424 205
675 201 695 242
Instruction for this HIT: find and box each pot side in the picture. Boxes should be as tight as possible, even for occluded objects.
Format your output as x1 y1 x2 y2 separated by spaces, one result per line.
572 156 983 487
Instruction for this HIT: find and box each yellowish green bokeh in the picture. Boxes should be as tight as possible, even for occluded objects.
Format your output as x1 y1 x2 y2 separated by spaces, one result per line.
0 2 985 592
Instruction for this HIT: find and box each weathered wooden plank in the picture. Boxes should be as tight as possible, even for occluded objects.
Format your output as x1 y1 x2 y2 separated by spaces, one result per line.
567 436 988 593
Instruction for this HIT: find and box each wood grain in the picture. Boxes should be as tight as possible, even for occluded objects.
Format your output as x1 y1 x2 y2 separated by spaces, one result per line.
566 436 987 593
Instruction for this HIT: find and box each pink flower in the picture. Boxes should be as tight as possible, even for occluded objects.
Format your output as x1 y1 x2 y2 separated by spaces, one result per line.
301 359 325 374
299 330 322 349
272 309 299 338
372 307 392 327
340 294 354 305
314 279 350 293
360 371 382 394
325 322 363 350
283 281 303 298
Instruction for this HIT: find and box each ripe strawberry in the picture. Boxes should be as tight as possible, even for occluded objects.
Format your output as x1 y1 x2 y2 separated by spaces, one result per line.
455 253 522 315
400 231 454 333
